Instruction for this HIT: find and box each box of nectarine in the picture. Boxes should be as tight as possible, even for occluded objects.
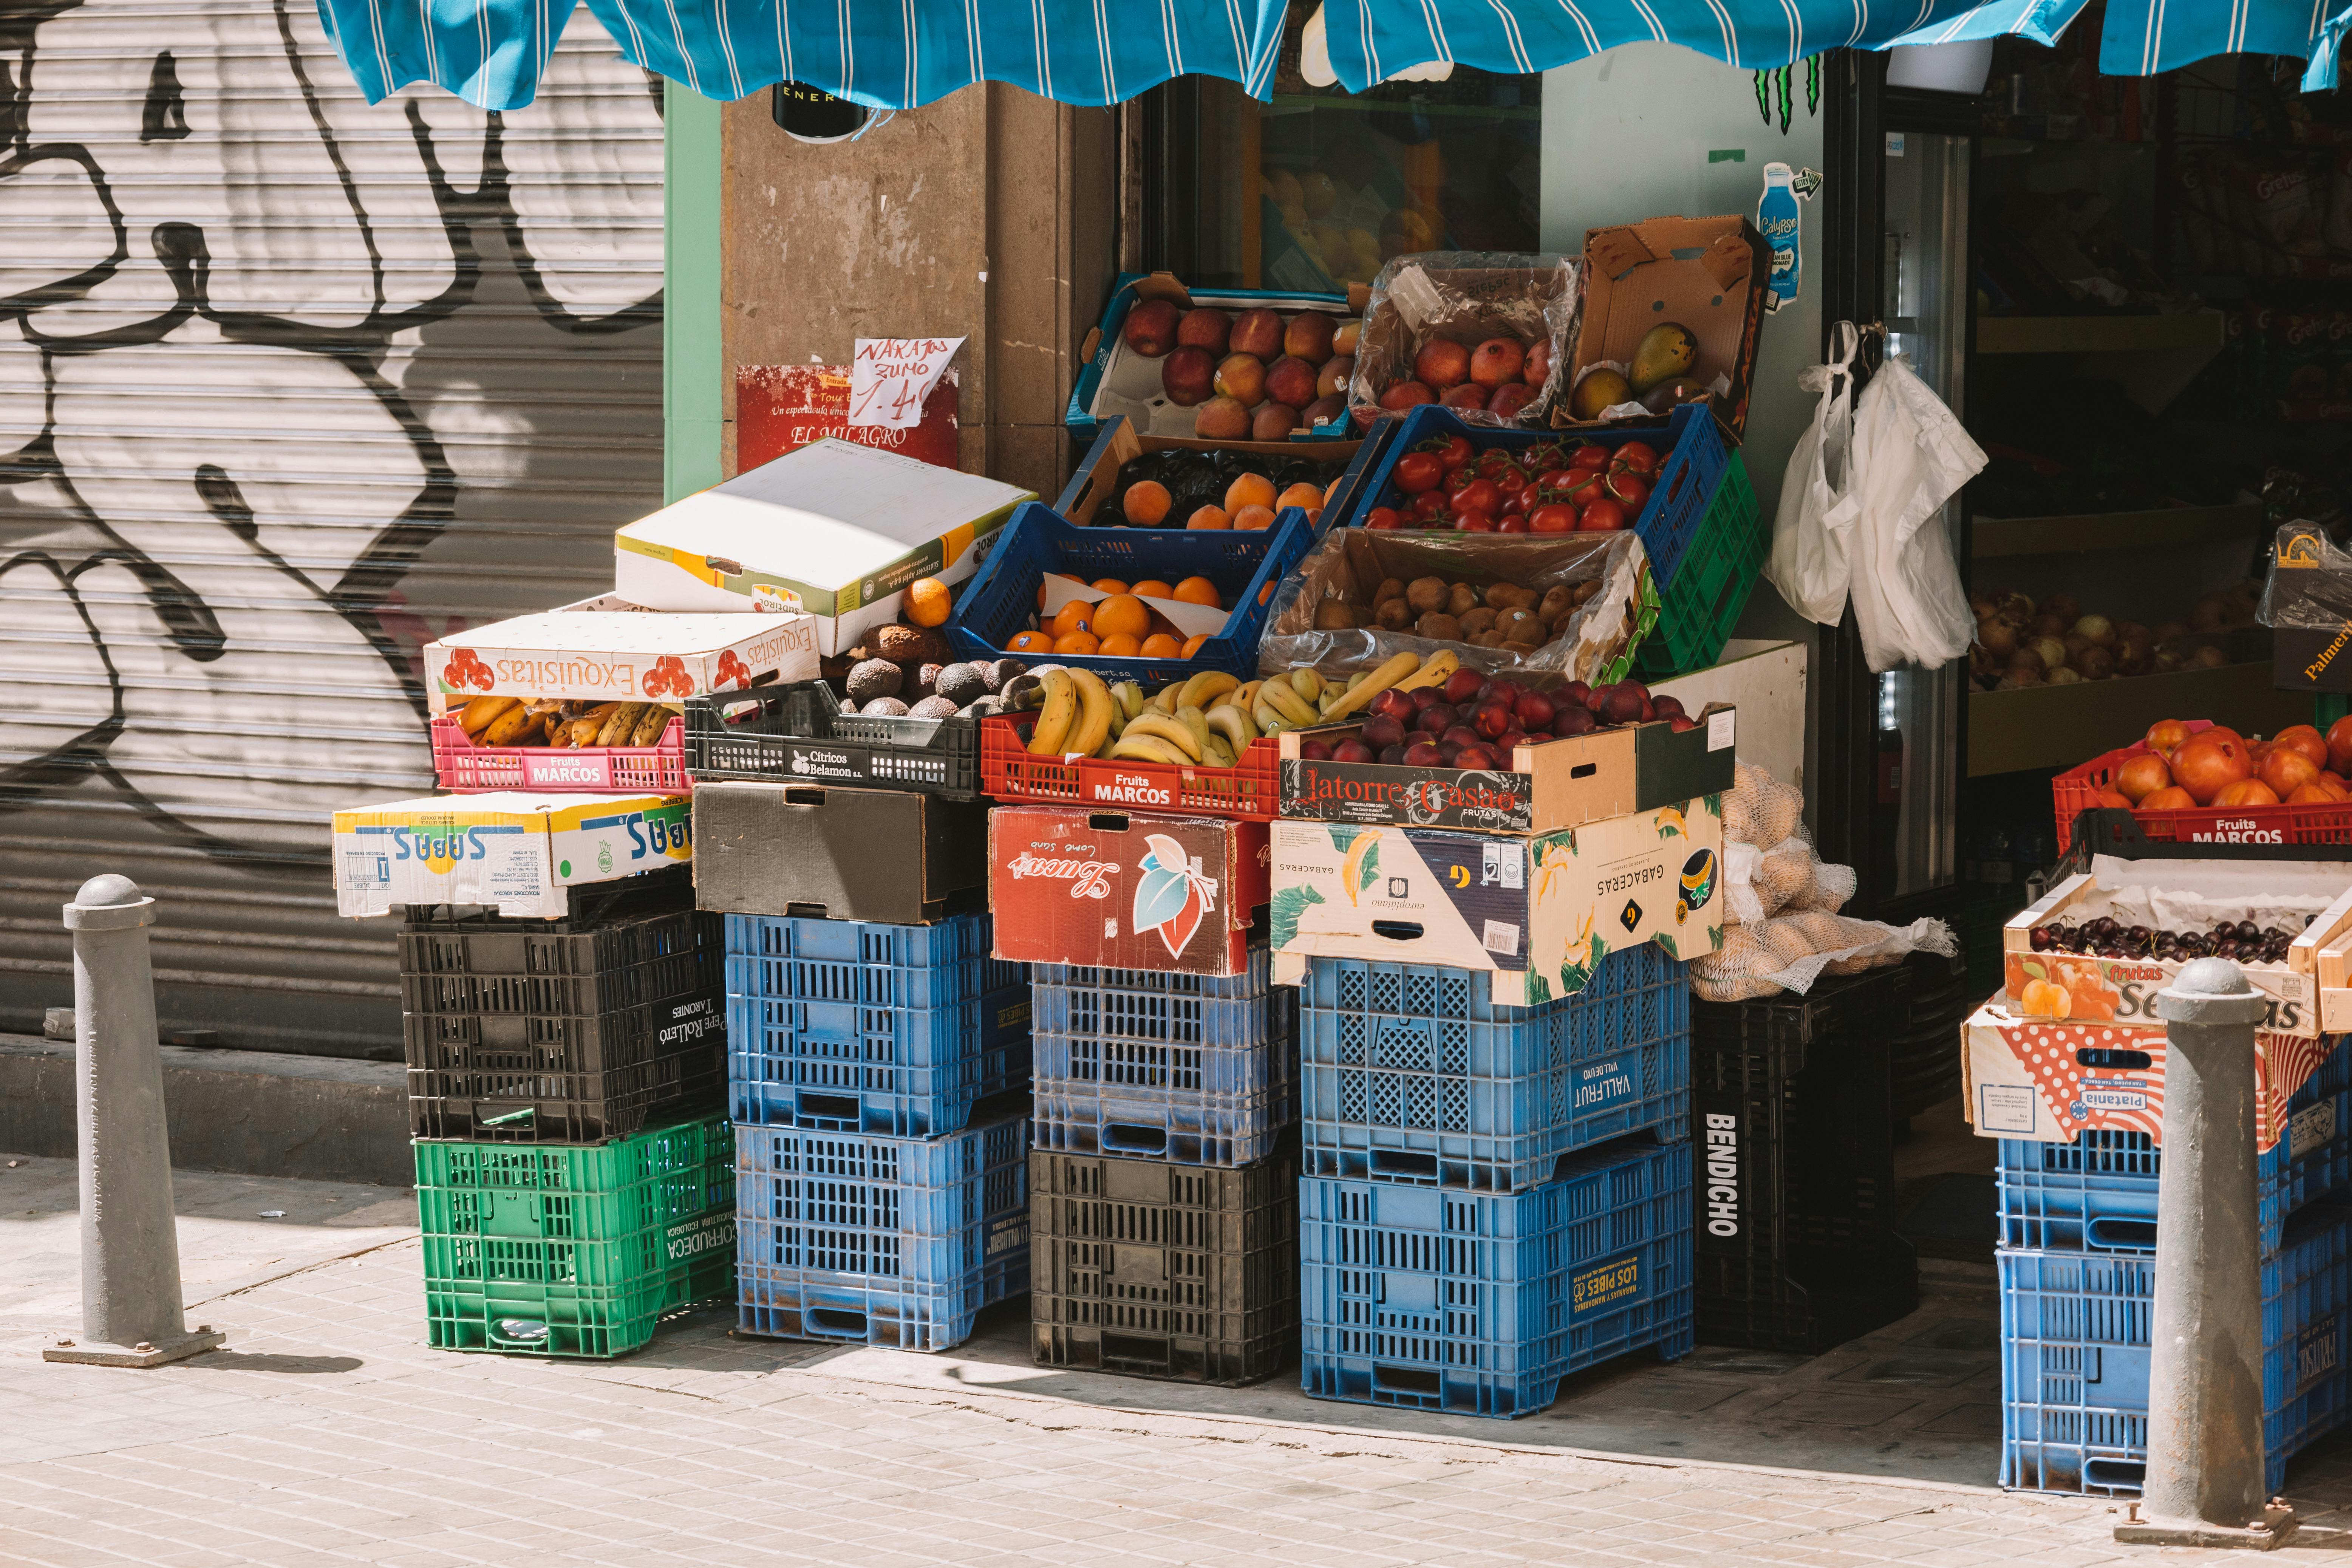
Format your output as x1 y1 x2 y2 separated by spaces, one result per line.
1961 1000 2340 1151
1275 691 1735 836
1266 797 1723 1005
1999 856 2352 1036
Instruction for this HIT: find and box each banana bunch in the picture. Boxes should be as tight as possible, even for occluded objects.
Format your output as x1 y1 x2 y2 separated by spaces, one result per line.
456 695 679 749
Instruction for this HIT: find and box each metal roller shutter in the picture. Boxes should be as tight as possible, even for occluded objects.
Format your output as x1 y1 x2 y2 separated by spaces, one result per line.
0 0 665 1056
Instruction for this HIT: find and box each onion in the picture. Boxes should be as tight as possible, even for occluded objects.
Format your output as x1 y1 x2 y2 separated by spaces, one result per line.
1997 591 2035 620
2047 666 2084 685
2191 595 2226 632
2064 632 2092 659
2033 612 2070 639
2115 620 2149 644
1970 594 1998 621
1998 666 2045 689
2115 639 2152 677
2075 645 2115 680
2155 647 2186 672
2032 636 2069 670
2192 644 2227 669
2044 593 2081 623
2073 614 2115 647
1979 618 2019 657
2153 620 2188 642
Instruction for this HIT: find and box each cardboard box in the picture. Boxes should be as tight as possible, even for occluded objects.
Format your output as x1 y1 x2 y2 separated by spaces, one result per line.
1277 705 1735 836
1961 1002 2340 1153
1559 215 1769 439
987 806 1271 977
2002 857 2352 1036
613 438 1033 655
423 595 820 712
691 782 985 925
1055 415 1365 528
332 792 691 918
1268 798 1724 1005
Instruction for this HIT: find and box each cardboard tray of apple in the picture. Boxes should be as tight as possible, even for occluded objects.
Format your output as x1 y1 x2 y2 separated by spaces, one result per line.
1274 670 1733 836
2049 715 2352 855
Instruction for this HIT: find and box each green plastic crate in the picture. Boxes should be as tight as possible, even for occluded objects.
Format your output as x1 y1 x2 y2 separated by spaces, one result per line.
1634 455 1764 680
416 1113 735 1358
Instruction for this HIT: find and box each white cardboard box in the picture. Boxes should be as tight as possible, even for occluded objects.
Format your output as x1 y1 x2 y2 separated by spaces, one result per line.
331 791 691 918
423 595 819 712
613 439 1034 655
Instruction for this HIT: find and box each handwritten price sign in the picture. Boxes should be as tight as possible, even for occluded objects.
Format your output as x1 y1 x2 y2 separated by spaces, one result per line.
849 337 965 430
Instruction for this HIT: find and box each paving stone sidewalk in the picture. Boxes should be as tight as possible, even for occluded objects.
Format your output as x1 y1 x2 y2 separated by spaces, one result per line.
5 1159 2352 1566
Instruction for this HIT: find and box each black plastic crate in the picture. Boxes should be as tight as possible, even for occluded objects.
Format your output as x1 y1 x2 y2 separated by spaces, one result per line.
1030 1138 1299 1387
1694 1234 1919 1355
1692 966 1918 1350
401 875 727 1144
685 686 987 799
1889 947 1970 1120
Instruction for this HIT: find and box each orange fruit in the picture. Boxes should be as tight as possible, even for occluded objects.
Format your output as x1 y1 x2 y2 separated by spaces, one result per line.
1050 600 1094 638
1259 581 1275 605
1009 629 1053 653
1231 504 1275 531
1186 505 1231 530
1093 594 1151 639
1225 472 1276 512
1098 632 1141 656
1090 577 1131 595
1036 583 1048 609
1180 634 1210 658
903 577 952 627
1139 633 1182 658
1305 507 1322 528
1276 482 1325 511
1324 477 1343 505
1122 481 1172 526
1173 577 1222 609
1131 579 1174 600
1053 629 1101 656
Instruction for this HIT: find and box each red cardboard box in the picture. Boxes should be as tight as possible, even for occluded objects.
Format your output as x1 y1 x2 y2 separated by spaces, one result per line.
988 806 1270 977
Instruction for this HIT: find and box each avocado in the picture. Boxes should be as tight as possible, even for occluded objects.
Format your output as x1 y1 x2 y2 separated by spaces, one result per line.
1628 323 1698 394
980 658 1028 693
935 663 989 707
1640 376 1710 415
861 697 910 717
906 696 959 719
845 658 903 705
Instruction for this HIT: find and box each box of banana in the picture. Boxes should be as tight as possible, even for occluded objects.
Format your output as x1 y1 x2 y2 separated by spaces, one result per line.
978 659 1433 820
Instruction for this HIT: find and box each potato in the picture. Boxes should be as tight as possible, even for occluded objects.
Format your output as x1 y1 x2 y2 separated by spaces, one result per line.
1406 577 1449 616
1537 585 1574 624
1373 598 1414 631
1374 577 1407 606
1494 606 1539 643
1314 599 1360 631
1458 606 1498 638
1446 582 1478 617
1415 612 1461 641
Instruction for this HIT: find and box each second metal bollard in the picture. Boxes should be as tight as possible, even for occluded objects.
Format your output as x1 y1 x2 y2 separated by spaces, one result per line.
43 875 225 1369
2114 956 2292 1549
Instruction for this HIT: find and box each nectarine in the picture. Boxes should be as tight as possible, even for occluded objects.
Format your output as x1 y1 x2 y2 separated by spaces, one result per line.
2211 778 2281 808
2171 736 2253 805
2114 752 2172 803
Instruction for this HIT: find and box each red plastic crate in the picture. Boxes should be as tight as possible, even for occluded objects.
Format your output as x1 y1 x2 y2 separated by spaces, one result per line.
430 713 691 795
978 712 1282 821
2051 720 2352 854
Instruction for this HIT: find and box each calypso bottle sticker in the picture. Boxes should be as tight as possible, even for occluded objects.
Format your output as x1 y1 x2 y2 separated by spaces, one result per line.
1757 162 1820 315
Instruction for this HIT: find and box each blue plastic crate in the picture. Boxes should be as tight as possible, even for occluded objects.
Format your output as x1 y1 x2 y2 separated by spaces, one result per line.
734 1110 1031 1352
1299 945 1689 1192
946 501 1315 688
1299 1135 1694 1418
727 985 1031 1138
1996 1041 2351 1255
1029 947 1298 1167
722 910 1024 1006
1331 402 1730 585
1999 1201 2352 1497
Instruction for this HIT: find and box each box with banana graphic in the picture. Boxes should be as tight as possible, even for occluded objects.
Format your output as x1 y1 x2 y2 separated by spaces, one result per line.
332 792 692 919
1267 796 1724 1005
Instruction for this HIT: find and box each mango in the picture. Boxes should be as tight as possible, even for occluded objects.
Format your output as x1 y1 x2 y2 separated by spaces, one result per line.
1628 322 1698 394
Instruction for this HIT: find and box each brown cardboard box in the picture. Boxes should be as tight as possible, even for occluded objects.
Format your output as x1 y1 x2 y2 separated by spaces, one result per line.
987 806 1270 977
691 781 985 924
1559 215 1769 439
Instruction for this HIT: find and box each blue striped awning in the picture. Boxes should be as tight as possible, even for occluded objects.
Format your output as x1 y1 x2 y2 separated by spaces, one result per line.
315 0 2352 111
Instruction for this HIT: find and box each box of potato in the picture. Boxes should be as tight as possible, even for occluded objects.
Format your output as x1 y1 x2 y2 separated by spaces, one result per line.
332 792 691 918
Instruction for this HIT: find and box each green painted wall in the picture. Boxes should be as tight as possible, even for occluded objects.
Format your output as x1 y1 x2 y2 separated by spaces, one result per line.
664 83 724 504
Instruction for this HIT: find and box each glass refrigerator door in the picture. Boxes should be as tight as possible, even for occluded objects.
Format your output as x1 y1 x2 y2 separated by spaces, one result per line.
1871 130 1971 902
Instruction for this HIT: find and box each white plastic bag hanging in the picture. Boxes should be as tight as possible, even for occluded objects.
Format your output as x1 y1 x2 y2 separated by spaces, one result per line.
1762 322 1862 626
1845 351 1986 672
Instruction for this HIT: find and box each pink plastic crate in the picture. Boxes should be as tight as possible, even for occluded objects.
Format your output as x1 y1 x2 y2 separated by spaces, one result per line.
430 714 690 794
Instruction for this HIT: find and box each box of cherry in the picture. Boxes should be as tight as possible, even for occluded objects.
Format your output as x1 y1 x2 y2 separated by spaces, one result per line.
1275 666 1735 835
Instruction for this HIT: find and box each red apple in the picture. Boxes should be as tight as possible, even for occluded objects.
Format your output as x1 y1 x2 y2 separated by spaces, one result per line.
1470 338 1526 389
1175 307 1231 355
1229 308 1284 358
1123 298 1180 357
1415 339 1471 390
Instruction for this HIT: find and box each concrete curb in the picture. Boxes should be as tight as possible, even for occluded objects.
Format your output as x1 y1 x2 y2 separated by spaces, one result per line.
0 1035 410 1187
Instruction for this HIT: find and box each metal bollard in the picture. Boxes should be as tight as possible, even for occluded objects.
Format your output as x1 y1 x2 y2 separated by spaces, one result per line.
43 875 225 1369
2114 956 2292 1549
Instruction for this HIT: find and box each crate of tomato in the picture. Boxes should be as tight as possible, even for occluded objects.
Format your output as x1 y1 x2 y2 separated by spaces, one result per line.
1343 403 1760 679
2051 717 2352 855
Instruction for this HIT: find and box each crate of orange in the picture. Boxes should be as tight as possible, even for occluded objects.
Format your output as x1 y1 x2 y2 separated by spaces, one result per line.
946 500 1315 689
2051 716 2352 855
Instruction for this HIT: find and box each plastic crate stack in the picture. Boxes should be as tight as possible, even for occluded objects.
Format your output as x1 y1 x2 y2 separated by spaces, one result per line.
728 908 1033 1352
1999 1043 2352 1495
1027 945 1303 1386
1295 943 1697 1417
402 871 736 1358
1690 965 1921 1353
